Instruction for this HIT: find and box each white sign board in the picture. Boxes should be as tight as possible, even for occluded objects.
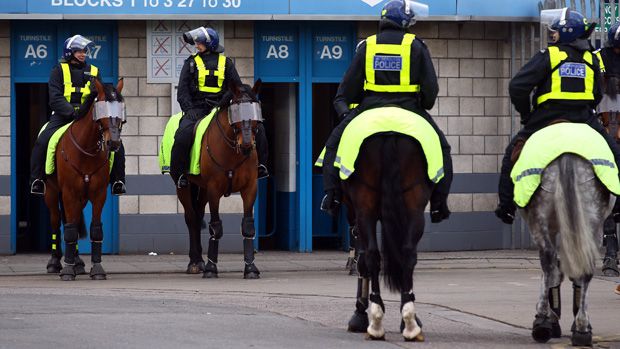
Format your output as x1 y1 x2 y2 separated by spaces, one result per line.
147 20 224 84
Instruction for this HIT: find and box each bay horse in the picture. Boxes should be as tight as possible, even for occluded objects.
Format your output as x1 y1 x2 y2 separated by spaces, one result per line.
343 133 432 341
44 78 125 281
521 154 613 346
176 80 262 279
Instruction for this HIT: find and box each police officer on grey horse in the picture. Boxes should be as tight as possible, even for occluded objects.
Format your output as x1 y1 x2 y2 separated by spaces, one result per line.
30 34 126 196
596 21 620 277
321 0 453 223
171 26 269 188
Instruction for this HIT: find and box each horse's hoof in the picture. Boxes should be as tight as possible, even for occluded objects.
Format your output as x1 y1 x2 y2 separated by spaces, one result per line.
59 266 75 281
244 272 260 279
602 257 619 277
74 256 87 275
202 271 218 279
551 320 561 338
348 311 369 333
532 316 553 343
46 257 62 273
404 331 424 342
89 263 107 280
243 263 260 279
365 332 385 341
186 262 203 274
571 330 592 347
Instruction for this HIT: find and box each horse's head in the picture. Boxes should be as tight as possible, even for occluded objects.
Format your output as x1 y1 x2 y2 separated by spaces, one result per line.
94 78 125 152
227 80 263 156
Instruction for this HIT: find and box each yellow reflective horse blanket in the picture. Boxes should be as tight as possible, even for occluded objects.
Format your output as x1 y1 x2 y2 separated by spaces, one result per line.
42 121 114 175
158 108 218 175
315 107 444 182
511 122 620 207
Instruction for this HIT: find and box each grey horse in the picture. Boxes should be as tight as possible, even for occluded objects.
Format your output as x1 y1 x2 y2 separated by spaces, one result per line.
521 153 614 347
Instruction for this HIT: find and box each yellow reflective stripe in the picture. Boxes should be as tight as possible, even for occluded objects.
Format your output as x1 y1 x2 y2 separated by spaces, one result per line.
595 50 606 73
60 63 97 104
537 47 594 105
195 54 226 93
364 34 420 93
52 234 56 240
52 244 56 250
349 103 359 109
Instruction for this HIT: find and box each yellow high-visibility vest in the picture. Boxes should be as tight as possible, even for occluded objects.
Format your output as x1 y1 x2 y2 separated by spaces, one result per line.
536 46 595 105
364 33 420 93
61 63 98 104
194 54 226 93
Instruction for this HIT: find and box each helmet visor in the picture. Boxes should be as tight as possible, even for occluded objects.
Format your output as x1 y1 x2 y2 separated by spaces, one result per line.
67 35 94 53
405 1 429 18
182 27 208 45
540 8 568 26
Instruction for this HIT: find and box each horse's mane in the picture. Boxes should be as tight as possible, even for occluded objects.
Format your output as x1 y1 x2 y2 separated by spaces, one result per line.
101 82 124 102
216 83 257 109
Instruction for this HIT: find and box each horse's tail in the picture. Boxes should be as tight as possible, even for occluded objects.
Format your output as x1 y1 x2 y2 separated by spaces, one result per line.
381 136 408 292
555 155 599 278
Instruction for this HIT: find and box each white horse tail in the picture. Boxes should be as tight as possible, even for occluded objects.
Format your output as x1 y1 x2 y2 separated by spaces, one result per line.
554 155 599 279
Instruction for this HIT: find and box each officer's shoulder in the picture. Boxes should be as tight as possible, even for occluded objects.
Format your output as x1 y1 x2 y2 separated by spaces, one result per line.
413 36 428 48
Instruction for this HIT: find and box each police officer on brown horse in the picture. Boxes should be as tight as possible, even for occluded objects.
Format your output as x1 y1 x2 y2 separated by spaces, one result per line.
171 26 269 188
321 0 453 223
30 34 126 196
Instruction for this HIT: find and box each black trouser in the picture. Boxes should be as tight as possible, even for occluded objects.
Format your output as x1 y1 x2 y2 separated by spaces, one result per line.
30 114 126 184
322 107 453 198
170 109 269 180
498 117 620 209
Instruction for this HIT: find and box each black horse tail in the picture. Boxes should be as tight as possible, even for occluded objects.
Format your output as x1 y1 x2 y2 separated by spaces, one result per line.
380 136 408 292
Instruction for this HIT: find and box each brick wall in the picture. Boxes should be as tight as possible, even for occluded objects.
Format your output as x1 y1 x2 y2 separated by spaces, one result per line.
359 21 512 214
0 20 10 218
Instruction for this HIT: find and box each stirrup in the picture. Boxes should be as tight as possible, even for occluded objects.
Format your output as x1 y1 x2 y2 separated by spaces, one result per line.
257 164 269 179
30 179 46 195
177 174 188 188
111 181 126 196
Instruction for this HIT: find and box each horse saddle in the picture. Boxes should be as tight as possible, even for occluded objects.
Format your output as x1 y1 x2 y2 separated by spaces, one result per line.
315 107 444 183
41 121 114 175
159 109 218 175
510 119 569 165
510 122 620 207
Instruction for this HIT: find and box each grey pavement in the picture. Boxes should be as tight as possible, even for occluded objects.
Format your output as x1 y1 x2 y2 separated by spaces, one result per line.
0 250 619 349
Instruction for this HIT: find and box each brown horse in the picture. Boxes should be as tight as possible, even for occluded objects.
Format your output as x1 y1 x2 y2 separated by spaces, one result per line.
177 80 262 279
44 78 125 281
343 133 432 341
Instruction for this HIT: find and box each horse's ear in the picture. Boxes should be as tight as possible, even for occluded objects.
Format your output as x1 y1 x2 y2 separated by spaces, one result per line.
230 81 241 98
252 79 262 96
116 77 124 94
94 78 105 100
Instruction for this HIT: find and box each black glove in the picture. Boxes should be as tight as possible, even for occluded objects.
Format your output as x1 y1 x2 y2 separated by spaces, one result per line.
185 109 202 121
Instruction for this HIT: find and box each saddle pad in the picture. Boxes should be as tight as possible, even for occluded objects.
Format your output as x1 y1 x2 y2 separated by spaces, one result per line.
511 122 620 207
44 121 114 175
159 108 218 175
315 107 444 182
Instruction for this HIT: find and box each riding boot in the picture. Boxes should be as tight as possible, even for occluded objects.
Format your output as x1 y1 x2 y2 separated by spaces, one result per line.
170 116 195 188
321 155 342 217
430 190 450 223
110 143 126 195
603 218 619 276
30 135 48 196
256 122 269 179
495 142 517 224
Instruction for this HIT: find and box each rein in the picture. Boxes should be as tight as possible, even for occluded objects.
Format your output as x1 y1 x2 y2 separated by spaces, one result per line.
206 111 251 197
61 117 109 184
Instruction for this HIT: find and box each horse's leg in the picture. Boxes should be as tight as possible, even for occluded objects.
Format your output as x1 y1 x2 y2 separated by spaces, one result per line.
363 216 384 340
88 188 107 280
345 208 358 276
602 215 619 277
44 185 63 273
58 193 83 281
347 251 370 333
178 185 203 274
532 237 561 343
401 212 424 341
241 183 260 279
203 195 222 279
192 186 208 272
570 274 594 346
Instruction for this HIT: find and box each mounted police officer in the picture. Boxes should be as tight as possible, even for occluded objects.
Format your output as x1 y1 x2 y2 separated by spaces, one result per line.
595 22 620 276
30 34 126 196
171 26 269 188
320 0 453 223
495 8 620 224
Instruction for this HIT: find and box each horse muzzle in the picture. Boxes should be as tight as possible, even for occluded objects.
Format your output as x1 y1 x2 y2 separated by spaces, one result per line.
106 139 121 152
